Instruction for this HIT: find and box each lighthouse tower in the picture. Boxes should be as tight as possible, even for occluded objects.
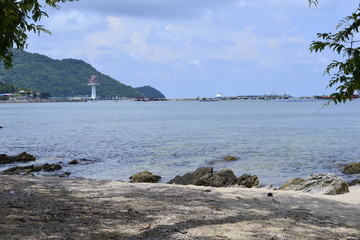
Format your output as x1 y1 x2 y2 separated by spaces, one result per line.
87 75 100 100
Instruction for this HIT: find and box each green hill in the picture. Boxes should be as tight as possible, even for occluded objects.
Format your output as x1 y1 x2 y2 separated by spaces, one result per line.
0 81 18 94
135 86 166 98
0 50 165 98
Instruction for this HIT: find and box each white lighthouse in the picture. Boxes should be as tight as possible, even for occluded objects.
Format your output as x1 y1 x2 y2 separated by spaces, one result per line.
87 75 100 100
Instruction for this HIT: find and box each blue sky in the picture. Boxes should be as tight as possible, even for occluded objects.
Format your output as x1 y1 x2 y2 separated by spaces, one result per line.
26 0 359 98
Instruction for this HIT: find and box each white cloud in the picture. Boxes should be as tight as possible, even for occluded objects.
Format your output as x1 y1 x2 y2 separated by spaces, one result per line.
46 10 104 34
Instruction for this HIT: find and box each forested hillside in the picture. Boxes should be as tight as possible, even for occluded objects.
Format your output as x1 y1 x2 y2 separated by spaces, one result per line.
0 81 18 93
135 86 166 98
0 50 164 98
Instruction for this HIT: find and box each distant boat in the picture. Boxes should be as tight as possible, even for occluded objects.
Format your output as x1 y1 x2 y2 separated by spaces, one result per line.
215 92 223 98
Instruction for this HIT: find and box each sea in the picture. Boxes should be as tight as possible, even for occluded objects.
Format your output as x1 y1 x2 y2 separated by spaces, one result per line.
0 99 359 186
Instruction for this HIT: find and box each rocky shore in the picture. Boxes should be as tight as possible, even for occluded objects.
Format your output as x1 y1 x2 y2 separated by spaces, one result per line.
1 153 360 239
0 175 359 240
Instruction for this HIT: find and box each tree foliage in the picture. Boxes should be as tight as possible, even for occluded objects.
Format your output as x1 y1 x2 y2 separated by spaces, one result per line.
0 81 18 93
308 0 318 6
135 86 166 98
0 0 77 69
309 0 360 103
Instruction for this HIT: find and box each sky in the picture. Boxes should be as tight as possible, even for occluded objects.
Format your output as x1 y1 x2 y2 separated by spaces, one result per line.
26 0 359 98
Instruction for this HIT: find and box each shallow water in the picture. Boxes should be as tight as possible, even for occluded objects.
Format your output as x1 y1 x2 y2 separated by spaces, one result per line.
0 99 359 185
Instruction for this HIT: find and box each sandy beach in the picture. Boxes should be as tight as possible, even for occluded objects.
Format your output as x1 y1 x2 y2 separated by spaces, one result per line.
0 175 359 240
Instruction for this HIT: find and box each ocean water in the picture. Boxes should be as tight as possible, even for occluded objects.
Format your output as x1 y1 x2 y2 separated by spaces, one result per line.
0 99 359 186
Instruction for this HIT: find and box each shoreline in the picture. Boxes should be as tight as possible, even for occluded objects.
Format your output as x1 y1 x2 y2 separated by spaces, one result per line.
0 175 359 239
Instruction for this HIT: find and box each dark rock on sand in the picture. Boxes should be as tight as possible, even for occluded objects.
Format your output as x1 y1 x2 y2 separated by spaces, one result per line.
0 152 36 164
1 163 62 175
68 160 79 165
279 173 349 195
343 162 360 174
189 167 214 185
236 174 259 188
168 167 237 187
207 169 237 187
169 167 212 185
349 179 360 186
129 170 161 183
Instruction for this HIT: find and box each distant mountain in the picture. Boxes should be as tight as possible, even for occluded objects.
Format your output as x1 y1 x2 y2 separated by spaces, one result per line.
0 50 165 98
135 86 166 98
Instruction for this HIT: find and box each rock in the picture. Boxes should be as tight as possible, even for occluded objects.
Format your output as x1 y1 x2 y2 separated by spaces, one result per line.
278 178 304 190
0 152 36 164
68 160 79 165
42 164 62 171
206 169 237 187
12 152 36 162
1 163 62 175
236 174 259 188
223 155 239 162
190 167 214 185
168 175 188 185
169 167 213 185
343 162 360 174
279 174 349 195
349 179 360 186
168 167 237 187
129 171 161 183
1 165 42 175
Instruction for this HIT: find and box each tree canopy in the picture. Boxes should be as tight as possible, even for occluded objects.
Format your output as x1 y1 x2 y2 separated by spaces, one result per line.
0 0 76 69
309 0 360 103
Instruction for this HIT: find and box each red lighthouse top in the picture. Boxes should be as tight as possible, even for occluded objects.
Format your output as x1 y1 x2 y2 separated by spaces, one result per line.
87 75 100 85
89 75 98 82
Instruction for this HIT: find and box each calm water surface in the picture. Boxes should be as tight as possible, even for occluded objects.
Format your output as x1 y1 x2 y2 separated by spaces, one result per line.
0 100 359 185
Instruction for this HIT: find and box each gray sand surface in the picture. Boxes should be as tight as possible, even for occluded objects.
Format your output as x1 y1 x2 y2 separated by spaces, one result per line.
0 175 359 239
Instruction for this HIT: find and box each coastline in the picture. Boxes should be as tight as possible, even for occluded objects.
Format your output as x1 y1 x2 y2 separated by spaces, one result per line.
0 175 359 239
0 98 87 104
